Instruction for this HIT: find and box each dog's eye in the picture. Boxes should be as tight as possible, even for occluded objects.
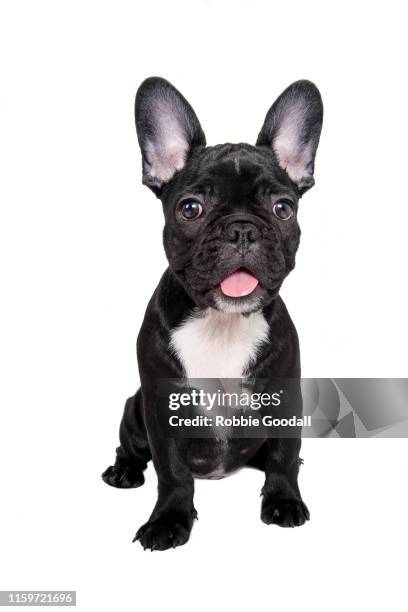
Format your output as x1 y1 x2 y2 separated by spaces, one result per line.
179 200 203 220
272 200 294 221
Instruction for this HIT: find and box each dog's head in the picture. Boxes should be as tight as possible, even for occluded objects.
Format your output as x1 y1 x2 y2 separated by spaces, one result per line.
135 77 323 313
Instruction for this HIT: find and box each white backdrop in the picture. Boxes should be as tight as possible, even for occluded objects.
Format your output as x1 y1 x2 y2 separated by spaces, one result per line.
0 1 407 610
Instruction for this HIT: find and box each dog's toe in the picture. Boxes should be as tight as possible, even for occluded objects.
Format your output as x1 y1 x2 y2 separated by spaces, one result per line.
261 497 310 527
134 521 190 551
101 464 144 489
134 511 196 551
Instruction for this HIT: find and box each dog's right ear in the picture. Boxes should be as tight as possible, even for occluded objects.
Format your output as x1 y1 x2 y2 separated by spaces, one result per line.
135 77 206 195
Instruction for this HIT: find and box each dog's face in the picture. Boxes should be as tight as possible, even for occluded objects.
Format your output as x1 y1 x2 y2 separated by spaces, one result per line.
135 78 323 313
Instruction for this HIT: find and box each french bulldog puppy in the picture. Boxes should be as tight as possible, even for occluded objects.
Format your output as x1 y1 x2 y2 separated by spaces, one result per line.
102 77 323 550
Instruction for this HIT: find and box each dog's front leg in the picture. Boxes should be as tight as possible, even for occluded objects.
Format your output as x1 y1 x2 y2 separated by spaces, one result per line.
134 392 196 551
259 378 310 527
260 437 309 527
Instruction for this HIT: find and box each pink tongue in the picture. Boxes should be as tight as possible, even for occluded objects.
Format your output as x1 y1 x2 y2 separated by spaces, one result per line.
220 269 259 298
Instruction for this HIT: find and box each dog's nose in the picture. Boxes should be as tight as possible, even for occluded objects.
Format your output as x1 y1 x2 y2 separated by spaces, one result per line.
226 221 260 248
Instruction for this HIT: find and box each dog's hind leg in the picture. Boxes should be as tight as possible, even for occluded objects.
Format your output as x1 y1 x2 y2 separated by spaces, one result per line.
102 389 152 488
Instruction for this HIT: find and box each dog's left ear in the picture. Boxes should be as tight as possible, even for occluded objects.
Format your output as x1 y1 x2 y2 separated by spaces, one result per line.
135 77 206 195
256 80 323 193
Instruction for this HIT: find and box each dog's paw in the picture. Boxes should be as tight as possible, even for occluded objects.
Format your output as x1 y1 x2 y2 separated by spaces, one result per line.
261 497 310 528
101 464 144 489
133 510 196 551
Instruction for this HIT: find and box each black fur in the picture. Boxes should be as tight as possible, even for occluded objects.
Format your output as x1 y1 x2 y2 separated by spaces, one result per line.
102 77 323 550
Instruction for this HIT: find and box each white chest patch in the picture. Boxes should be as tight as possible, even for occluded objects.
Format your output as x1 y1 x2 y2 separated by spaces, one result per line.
170 308 270 379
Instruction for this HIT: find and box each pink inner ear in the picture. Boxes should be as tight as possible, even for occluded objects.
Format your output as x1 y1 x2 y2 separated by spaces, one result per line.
145 101 190 183
273 102 313 184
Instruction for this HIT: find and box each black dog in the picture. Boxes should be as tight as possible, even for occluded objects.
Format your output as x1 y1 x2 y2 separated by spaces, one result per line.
102 77 323 550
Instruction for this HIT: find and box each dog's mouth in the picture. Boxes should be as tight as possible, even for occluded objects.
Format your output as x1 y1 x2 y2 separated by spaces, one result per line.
219 268 259 298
